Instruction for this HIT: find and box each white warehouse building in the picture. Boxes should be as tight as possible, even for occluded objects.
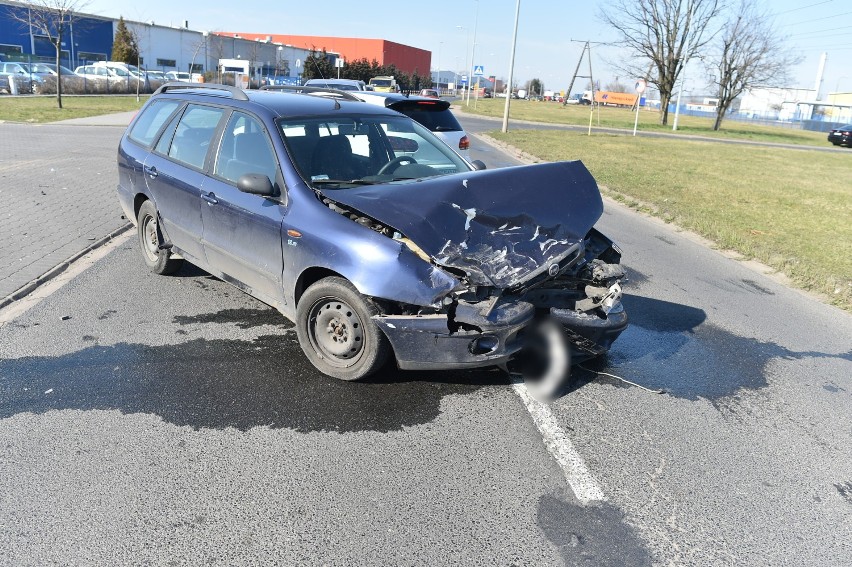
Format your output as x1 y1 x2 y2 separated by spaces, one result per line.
125 20 317 82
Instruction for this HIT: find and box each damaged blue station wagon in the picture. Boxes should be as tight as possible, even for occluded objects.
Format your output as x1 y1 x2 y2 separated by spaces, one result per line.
117 83 627 380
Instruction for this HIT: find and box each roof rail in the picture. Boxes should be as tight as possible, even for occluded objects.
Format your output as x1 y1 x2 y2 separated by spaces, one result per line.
259 84 362 102
153 82 249 101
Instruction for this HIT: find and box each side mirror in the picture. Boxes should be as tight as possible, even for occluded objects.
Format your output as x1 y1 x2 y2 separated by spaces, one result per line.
237 173 275 196
470 159 487 171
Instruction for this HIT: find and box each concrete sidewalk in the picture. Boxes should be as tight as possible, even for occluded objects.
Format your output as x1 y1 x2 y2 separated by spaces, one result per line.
51 110 137 127
0 120 130 305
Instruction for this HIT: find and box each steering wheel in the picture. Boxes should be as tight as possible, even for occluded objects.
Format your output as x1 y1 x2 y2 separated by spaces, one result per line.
378 155 418 175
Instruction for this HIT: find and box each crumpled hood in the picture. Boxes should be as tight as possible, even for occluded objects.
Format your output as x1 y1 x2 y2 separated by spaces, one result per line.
319 161 603 288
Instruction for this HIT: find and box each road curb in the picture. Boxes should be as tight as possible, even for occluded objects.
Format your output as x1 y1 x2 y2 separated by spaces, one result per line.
0 222 133 310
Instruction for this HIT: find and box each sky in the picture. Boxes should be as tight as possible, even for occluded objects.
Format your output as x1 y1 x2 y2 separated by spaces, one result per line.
81 0 852 96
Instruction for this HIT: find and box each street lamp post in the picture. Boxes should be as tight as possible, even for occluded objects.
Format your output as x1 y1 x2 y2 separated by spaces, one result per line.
456 25 468 96
466 0 479 106
502 0 521 133
437 41 443 92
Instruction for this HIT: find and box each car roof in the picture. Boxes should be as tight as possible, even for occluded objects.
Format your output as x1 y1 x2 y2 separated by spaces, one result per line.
150 85 402 119
304 78 364 85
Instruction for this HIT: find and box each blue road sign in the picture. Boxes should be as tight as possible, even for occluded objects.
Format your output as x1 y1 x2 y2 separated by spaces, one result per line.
473 65 484 76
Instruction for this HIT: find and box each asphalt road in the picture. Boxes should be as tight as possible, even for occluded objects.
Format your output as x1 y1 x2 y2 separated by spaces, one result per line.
1 119 850 565
457 108 851 154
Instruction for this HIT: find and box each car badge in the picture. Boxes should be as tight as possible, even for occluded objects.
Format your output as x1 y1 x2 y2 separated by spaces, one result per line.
548 264 560 277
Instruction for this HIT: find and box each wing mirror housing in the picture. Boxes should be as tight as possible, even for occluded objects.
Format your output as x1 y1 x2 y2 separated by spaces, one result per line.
237 173 276 196
470 159 487 171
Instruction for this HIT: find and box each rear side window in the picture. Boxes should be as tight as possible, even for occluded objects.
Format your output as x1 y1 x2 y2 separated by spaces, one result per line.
128 100 181 147
166 104 226 170
392 103 462 132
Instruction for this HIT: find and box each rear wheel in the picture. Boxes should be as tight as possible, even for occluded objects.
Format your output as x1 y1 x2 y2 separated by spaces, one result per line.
296 277 390 380
136 200 183 275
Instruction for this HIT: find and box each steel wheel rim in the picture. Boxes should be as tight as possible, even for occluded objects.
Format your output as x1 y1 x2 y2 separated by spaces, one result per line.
307 297 365 367
141 214 159 263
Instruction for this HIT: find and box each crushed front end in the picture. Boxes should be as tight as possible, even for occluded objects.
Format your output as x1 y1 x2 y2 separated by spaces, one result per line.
318 161 628 371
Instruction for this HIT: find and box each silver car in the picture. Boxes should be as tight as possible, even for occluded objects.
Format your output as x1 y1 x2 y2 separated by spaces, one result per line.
352 91 471 160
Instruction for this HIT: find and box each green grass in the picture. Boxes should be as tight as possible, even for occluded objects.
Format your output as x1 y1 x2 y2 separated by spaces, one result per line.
0 95 148 123
489 129 852 310
463 99 830 146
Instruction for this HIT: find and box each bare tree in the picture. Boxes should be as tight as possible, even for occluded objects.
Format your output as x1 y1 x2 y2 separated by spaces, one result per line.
604 79 628 93
9 0 90 109
707 0 799 130
600 0 724 124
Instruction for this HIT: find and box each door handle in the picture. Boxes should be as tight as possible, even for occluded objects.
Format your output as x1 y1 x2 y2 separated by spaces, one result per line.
201 193 219 205
143 165 158 179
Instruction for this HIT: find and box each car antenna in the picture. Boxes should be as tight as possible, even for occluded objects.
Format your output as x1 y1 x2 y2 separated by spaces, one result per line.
309 54 340 109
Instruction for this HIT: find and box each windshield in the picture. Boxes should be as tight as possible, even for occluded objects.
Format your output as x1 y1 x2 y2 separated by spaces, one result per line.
23 63 52 73
44 64 74 75
370 79 392 87
278 114 470 188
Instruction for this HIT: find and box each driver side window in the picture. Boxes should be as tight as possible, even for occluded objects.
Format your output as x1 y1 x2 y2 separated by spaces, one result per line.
166 104 224 170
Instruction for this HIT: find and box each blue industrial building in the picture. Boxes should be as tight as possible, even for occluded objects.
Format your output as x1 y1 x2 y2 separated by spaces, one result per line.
0 1 114 68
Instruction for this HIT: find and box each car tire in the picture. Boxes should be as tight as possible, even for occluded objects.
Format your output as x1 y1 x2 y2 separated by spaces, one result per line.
296 276 391 381
136 200 183 275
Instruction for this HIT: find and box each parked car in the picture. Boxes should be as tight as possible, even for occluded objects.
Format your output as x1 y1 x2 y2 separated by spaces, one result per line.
0 62 35 92
117 83 627 381
93 61 144 79
418 88 440 99
38 63 78 77
352 91 471 159
75 64 140 83
303 78 367 91
164 71 192 82
19 63 60 93
144 70 167 82
827 124 852 147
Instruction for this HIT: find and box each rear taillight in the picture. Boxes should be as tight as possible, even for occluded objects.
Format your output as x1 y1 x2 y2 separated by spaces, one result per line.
417 101 437 105
459 135 470 150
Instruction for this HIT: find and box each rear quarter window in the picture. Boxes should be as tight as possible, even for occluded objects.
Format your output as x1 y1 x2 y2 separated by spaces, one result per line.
128 100 182 147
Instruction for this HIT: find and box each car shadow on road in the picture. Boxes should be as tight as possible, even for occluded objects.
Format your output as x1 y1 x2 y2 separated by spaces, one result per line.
0 331 510 434
567 293 851 403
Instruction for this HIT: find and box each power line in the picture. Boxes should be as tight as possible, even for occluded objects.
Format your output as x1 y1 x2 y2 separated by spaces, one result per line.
798 31 852 42
775 0 836 15
783 10 852 26
789 24 852 37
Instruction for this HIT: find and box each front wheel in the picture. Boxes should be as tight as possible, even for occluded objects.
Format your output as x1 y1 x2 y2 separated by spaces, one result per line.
136 200 183 275
295 277 391 380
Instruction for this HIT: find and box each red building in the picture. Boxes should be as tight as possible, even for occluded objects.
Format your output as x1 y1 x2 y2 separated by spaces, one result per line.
219 33 431 76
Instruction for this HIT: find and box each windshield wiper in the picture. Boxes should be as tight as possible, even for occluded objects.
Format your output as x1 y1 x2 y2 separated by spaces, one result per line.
311 179 378 187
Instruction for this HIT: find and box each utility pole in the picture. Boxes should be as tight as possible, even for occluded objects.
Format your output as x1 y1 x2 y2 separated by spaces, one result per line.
564 40 605 135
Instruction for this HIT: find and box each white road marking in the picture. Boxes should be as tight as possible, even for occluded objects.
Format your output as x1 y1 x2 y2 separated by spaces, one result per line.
0 232 132 325
512 382 607 504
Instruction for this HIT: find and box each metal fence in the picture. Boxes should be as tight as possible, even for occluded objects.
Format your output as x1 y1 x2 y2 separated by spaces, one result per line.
0 53 163 96
664 101 849 133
